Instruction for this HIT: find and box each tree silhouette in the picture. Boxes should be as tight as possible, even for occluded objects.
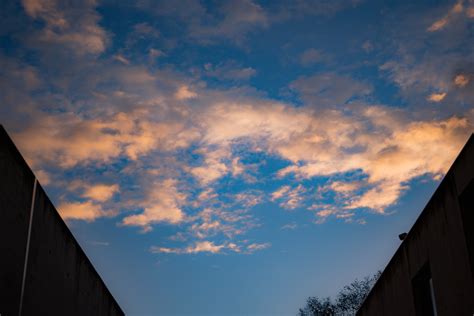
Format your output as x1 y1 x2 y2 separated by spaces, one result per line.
298 272 381 316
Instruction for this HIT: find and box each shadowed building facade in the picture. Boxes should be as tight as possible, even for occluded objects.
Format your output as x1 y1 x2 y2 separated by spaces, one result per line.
357 134 474 316
0 125 124 316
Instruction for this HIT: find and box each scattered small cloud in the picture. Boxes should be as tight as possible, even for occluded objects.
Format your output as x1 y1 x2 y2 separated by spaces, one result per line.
454 74 470 87
175 85 198 100
113 54 130 65
330 181 360 194
281 223 297 230
149 48 164 59
427 1 465 32
271 185 291 200
299 48 327 66
204 61 256 81
271 185 307 210
246 242 271 253
362 40 374 52
133 22 160 38
427 92 447 102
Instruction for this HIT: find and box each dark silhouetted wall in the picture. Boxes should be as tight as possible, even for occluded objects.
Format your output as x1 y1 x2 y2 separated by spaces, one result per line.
0 126 124 316
357 134 474 316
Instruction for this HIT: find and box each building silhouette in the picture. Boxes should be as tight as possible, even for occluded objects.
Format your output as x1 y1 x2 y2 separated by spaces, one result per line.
0 125 124 316
357 134 474 315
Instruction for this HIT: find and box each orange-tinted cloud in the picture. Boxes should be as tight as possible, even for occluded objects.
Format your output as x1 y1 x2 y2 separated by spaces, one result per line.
427 92 447 102
58 200 114 222
121 179 186 232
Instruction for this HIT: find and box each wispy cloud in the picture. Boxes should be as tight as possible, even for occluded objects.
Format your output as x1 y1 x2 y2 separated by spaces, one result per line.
281 223 297 230
427 1 464 32
22 0 109 55
271 185 307 210
299 48 328 66
150 241 226 254
121 179 186 232
289 73 372 106
203 61 256 81
149 240 271 255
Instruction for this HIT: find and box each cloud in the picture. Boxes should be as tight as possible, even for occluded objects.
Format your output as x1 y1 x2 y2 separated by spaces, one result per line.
281 223 297 230
345 115 470 211
3 0 474 256
246 242 271 253
234 191 263 208
204 61 256 81
310 204 357 224
113 55 130 65
427 1 464 32
188 202 259 240
58 200 113 222
150 241 226 254
263 0 363 24
271 185 306 210
299 49 327 66
10 74 472 225
13 113 131 167
427 92 447 102
362 40 374 52
191 220 222 239
312 205 339 224
189 147 230 185
330 181 360 193
35 169 51 185
468 6 474 18
189 241 225 253
82 184 119 202
140 0 268 44
183 93 471 215
149 48 165 59
377 4 474 108
271 185 291 200
428 16 450 32
150 240 270 255
289 73 372 106
189 0 269 43
196 188 218 203
454 74 470 87
261 107 471 212
175 85 198 100
133 22 160 39
121 179 186 232
13 109 197 168
22 0 108 55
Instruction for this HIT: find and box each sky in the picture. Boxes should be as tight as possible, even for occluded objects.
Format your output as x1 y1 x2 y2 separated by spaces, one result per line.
1 0 474 315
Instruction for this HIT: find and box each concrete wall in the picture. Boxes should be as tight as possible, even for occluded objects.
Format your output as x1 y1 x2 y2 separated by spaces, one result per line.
0 125 124 316
357 134 474 316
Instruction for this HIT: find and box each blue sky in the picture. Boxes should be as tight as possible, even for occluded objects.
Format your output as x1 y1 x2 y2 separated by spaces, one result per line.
1 0 474 315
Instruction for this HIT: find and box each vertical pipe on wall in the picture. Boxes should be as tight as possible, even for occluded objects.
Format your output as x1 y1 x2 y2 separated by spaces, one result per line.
18 178 37 316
